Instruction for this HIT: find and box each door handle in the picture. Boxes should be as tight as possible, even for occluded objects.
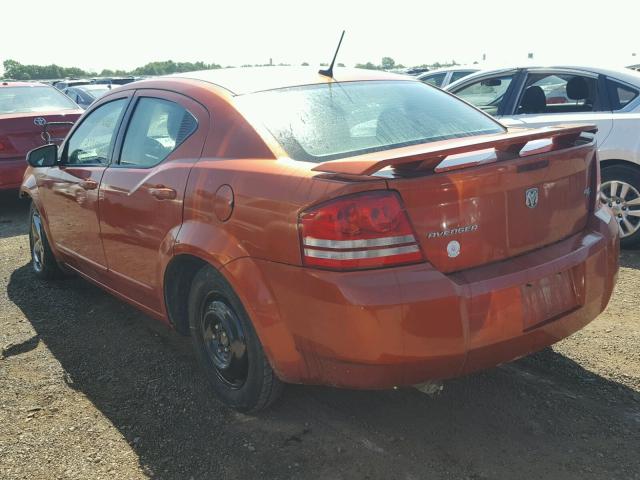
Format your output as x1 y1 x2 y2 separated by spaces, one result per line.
149 186 177 200
79 179 98 190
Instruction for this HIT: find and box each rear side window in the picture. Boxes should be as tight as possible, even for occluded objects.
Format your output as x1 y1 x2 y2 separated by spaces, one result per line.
237 80 504 163
0 86 78 114
119 97 197 168
607 79 639 110
421 72 446 87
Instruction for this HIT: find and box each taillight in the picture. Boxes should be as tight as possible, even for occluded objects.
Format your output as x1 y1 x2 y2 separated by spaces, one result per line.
299 190 424 270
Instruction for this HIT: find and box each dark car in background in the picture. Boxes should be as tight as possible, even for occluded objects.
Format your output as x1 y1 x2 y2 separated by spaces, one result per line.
93 77 139 86
63 84 114 109
0 82 82 190
53 79 92 90
418 67 479 88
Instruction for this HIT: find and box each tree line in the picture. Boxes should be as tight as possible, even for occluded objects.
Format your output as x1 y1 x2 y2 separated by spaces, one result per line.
2 59 223 80
2 57 460 80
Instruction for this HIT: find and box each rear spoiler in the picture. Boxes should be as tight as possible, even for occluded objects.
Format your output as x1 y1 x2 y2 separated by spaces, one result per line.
312 124 597 176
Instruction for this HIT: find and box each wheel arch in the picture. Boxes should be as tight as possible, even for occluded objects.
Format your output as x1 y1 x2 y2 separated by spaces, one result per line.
162 252 303 382
163 253 210 335
600 158 640 172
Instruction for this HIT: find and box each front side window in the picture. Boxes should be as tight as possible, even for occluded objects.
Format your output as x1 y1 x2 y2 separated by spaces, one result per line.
516 73 599 114
0 86 79 114
237 80 504 163
453 74 515 116
119 97 197 168
420 72 446 87
64 99 127 165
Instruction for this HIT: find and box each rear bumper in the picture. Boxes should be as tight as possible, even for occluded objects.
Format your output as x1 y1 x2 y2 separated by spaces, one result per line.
0 158 27 191
223 208 619 388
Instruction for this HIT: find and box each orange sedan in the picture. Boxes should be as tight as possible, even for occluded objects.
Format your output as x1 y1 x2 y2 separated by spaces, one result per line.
21 67 619 411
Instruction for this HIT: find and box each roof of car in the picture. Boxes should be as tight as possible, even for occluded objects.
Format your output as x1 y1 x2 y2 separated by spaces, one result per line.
72 84 114 91
418 66 479 76
446 65 640 89
0 81 48 87
170 66 412 95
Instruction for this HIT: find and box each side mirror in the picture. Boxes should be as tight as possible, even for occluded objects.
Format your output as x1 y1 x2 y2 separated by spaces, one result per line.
481 78 502 87
26 144 58 168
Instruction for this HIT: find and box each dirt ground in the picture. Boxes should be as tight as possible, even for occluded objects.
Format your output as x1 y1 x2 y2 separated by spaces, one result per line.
0 191 638 480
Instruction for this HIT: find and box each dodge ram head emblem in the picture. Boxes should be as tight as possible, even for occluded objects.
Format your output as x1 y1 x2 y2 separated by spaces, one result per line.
525 187 539 209
33 117 47 126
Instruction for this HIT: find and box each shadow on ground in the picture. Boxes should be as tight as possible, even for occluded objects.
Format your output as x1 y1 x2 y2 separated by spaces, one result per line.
620 250 640 269
6 263 640 480
0 191 29 240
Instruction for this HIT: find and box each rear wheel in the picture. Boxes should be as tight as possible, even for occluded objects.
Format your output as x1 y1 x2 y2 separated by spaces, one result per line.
29 204 62 279
600 165 640 248
188 265 283 412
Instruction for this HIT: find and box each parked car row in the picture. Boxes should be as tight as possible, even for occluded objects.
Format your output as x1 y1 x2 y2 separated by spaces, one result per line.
62 84 115 109
417 67 479 87
52 76 139 91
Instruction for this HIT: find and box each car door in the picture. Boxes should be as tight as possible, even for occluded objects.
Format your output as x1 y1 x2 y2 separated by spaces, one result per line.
506 69 614 142
99 90 209 314
38 93 131 278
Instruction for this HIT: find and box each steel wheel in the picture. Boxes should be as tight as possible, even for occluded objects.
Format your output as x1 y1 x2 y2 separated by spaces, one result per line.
600 180 640 239
200 298 248 389
30 210 45 273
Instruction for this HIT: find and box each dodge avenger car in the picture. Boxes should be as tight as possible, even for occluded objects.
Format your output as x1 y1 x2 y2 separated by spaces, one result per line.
20 67 619 411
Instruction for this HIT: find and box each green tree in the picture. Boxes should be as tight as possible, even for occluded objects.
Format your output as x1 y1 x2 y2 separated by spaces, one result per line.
355 62 378 70
381 57 395 70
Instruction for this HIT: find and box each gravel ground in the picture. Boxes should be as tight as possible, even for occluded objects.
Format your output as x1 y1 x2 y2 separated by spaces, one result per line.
0 191 638 480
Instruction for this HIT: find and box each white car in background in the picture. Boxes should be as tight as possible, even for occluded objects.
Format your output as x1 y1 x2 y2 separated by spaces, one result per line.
417 67 479 88
446 66 640 246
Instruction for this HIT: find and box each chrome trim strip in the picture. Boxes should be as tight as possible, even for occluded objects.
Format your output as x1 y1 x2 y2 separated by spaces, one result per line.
303 234 416 249
304 244 419 260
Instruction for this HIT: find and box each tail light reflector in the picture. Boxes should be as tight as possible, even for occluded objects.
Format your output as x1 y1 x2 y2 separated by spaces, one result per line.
299 191 424 270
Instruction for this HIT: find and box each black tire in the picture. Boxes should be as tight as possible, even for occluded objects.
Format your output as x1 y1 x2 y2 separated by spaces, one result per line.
188 265 283 412
29 203 63 280
601 164 640 248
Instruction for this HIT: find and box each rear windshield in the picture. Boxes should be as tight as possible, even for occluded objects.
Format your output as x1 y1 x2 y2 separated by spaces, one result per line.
237 80 505 162
0 86 78 114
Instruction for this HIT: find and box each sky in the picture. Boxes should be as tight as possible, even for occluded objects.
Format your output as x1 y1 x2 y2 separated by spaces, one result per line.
2 0 639 74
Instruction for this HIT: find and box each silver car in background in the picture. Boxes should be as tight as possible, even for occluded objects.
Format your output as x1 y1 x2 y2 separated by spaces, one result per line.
447 65 640 246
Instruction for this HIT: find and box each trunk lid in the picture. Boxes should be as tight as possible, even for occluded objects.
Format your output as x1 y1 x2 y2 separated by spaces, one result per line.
313 125 598 273
0 111 80 161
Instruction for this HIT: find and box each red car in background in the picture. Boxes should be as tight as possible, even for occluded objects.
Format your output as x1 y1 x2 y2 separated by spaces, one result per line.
0 82 82 191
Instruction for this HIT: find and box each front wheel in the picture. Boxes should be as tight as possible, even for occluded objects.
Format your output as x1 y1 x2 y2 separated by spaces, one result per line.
188 265 283 412
600 164 640 248
29 204 63 279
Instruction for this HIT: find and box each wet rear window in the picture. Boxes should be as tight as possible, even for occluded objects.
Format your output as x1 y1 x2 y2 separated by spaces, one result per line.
237 80 504 162
0 86 78 114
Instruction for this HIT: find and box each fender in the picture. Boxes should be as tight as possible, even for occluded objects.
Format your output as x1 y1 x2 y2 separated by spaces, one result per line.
19 168 66 266
220 256 305 383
